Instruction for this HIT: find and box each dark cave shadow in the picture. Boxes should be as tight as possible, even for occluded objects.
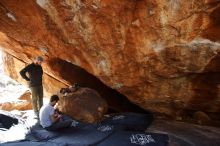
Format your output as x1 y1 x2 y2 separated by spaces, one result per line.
48 58 150 114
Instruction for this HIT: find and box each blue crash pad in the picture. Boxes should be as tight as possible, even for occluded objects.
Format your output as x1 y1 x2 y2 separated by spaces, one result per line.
96 130 169 146
100 112 153 131
1 112 168 146
1 141 61 146
49 124 114 146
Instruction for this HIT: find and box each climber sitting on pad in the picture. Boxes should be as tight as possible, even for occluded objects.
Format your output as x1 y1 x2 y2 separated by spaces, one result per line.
39 95 73 131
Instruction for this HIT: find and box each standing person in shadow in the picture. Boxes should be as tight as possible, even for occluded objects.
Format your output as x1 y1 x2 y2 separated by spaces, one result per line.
39 95 73 131
20 56 44 118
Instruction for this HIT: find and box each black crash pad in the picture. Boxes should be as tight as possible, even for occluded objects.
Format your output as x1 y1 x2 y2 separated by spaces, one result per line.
29 118 87 141
100 112 153 131
49 124 114 146
1 112 168 146
96 130 169 146
0 111 18 129
1 141 62 146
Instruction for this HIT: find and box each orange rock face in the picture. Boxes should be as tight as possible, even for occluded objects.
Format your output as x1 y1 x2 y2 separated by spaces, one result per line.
0 91 32 111
58 88 108 123
0 101 32 111
0 0 220 122
18 91 31 101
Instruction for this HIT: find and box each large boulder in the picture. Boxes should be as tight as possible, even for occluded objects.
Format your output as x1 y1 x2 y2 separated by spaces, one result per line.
58 88 108 123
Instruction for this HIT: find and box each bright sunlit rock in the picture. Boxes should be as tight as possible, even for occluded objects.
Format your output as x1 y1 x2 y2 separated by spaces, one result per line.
0 50 28 103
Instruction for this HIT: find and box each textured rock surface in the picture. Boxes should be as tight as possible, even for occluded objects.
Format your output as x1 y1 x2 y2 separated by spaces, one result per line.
148 119 220 146
0 101 32 111
0 91 32 111
0 0 220 123
18 91 31 101
58 87 108 123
